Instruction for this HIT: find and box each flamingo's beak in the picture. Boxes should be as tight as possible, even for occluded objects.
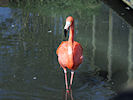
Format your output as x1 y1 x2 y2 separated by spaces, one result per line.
64 29 67 38
64 21 71 38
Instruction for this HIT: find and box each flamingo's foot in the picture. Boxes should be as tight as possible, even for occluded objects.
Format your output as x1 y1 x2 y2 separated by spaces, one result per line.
66 89 70 93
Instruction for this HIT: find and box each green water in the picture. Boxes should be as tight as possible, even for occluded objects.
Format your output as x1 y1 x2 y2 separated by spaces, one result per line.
0 0 133 100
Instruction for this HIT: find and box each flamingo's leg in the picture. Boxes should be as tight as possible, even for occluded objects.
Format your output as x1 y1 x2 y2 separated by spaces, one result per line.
63 68 69 91
69 71 74 89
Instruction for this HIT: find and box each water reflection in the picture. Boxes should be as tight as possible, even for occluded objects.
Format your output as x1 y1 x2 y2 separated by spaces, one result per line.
62 72 115 100
127 26 133 89
65 90 74 100
0 0 133 99
107 9 113 81
91 15 96 67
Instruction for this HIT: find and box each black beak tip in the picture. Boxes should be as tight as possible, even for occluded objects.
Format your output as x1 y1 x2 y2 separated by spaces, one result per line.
64 29 67 38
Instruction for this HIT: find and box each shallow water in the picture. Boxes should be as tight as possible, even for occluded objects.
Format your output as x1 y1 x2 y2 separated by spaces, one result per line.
0 0 133 100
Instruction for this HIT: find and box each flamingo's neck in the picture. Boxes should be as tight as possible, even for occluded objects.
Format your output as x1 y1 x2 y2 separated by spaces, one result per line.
67 24 74 68
68 24 74 43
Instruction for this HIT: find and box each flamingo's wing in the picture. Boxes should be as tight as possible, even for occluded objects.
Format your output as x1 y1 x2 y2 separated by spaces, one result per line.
73 41 83 68
56 41 68 55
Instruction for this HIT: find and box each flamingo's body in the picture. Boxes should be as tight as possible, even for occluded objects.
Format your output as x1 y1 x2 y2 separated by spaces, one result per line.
56 16 83 91
57 41 83 70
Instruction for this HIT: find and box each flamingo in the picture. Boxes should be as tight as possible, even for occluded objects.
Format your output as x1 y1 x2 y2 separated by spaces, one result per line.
56 16 83 91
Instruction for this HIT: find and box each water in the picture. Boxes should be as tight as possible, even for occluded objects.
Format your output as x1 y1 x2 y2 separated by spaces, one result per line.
0 0 133 100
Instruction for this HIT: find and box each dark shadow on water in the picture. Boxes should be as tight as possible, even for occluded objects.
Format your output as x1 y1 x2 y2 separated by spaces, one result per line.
110 89 133 100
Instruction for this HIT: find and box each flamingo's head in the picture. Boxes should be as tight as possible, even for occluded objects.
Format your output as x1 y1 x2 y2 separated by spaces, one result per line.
64 16 74 37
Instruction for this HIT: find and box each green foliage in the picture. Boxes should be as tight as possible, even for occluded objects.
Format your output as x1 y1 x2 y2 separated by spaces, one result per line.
9 0 101 17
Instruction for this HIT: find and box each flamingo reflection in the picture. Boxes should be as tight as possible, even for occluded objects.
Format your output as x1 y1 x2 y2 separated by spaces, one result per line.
65 89 74 100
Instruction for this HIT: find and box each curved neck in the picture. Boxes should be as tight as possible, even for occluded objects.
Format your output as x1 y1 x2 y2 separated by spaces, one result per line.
67 23 74 68
68 24 74 43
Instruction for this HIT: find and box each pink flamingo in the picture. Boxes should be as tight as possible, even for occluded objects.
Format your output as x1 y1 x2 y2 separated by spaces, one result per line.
56 16 83 91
